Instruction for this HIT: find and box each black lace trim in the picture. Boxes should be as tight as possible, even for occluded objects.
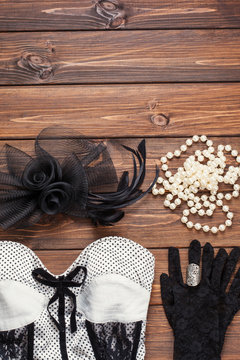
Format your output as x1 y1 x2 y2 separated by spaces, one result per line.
0 323 34 360
86 320 142 360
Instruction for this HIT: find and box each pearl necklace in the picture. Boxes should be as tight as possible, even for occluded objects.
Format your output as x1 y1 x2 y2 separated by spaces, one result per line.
152 135 240 234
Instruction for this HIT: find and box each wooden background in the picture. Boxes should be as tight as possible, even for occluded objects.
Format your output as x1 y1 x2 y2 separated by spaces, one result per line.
1 0 240 358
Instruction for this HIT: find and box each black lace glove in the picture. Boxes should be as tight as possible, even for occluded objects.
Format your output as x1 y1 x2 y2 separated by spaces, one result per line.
160 240 240 360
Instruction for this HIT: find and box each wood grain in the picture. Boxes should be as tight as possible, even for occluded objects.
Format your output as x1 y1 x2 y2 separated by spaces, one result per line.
1 30 240 84
0 1 240 31
1 1 240 358
1 137 240 249
1 83 240 138
145 306 240 359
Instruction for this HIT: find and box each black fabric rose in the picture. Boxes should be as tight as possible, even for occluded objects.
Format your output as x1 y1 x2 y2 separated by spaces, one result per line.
38 182 74 215
0 126 156 229
22 157 62 191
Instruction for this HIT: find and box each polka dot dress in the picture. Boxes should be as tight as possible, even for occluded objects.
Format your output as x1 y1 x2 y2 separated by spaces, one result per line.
0 237 155 360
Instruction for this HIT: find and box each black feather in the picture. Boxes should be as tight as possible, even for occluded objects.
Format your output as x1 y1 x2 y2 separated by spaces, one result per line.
87 140 159 225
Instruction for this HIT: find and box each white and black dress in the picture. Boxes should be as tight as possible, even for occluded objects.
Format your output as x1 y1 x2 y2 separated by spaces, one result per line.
0 236 154 360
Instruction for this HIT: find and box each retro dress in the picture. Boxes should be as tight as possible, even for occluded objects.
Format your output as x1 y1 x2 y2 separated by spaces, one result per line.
0 237 154 360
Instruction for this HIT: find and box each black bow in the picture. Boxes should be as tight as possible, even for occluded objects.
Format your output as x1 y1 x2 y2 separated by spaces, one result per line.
32 266 87 334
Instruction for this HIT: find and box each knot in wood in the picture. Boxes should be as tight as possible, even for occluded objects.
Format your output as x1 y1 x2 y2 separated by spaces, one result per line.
95 0 126 28
17 52 54 81
109 16 126 28
100 0 118 11
151 114 170 127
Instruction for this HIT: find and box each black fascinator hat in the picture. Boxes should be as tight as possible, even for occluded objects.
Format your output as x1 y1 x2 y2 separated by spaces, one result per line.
0 127 158 229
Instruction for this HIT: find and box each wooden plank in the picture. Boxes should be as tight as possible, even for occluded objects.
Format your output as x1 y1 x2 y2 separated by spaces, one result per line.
145 306 240 359
35 247 240 306
1 1 240 31
1 30 240 84
1 137 240 249
1 83 240 138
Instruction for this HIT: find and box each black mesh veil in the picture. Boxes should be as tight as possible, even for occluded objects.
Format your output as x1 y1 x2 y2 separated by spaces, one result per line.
0 127 158 229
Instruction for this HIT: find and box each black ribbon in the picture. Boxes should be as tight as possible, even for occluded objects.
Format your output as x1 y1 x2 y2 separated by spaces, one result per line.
32 266 87 334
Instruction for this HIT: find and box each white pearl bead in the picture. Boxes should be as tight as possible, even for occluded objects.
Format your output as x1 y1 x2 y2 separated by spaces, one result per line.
227 212 234 219
200 135 207 142
188 193 195 200
225 219 232 227
206 209 213 216
166 194 173 201
198 209 205 216
236 156 240 163
225 145 231 152
219 224 226 232
161 157 167 163
192 135 199 142
225 193 232 200
201 195 208 201
178 192 184 199
194 181 200 188
234 184 240 191
152 188 159 195
192 187 198 194
186 139 193 146
233 191 239 198
157 177 164 184
231 150 238 157
169 203 176 210
174 150 181 157
190 207 197 214
223 177 229 184
164 200 170 207
172 189 178 196
183 209 190 216
159 188 165 195
180 144 187 152
175 198 181 206
165 171 172 178
203 150 210 157
194 223 202 230
187 200 194 207
169 176 174 183
162 164 168 171
166 152 173 159
198 155 204 162
209 203 216 211
217 193 224 200
203 225 210 232
181 216 188 223
195 203 202 210
216 200 223 206
195 150 201 157
187 221 193 228
209 195 216 202
218 144 224 151
203 201 210 208
211 226 218 234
